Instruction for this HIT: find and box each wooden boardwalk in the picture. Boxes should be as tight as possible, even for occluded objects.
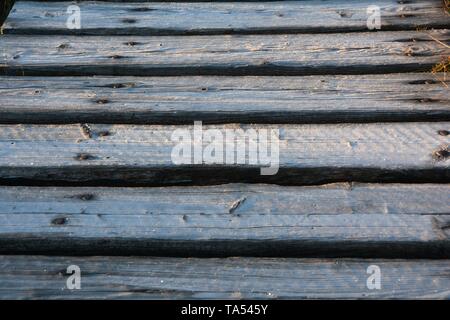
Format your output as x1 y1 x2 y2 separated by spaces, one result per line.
0 0 449 299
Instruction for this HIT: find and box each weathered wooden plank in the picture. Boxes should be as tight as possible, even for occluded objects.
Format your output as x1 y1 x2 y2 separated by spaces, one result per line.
1 30 448 76
0 74 449 124
2 183 449 216
4 0 449 35
0 183 449 257
0 122 449 185
0 256 449 299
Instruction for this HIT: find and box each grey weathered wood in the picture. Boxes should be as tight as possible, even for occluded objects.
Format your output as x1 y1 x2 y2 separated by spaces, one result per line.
0 122 448 186
2 183 449 216
0 73 449 124
4 0 449 35
1 30 448 76
0 256 449 299
0 183 449 257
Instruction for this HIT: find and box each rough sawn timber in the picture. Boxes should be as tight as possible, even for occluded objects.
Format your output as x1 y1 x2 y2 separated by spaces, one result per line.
3 0 450 35
0 183 449 257
0 256 449 299
0 122 449 186
0 73 449 124
1 30 448 76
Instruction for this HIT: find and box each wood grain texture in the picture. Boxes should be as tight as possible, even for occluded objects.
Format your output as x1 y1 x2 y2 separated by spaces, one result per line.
0 122 449 186
1 30 448 76
0 183 449 257
0 256 449 299
2 183 449 216
4 0 450 35
0 73 449 124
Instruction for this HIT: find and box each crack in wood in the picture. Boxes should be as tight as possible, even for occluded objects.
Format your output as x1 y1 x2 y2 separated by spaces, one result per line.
229 197 247 214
